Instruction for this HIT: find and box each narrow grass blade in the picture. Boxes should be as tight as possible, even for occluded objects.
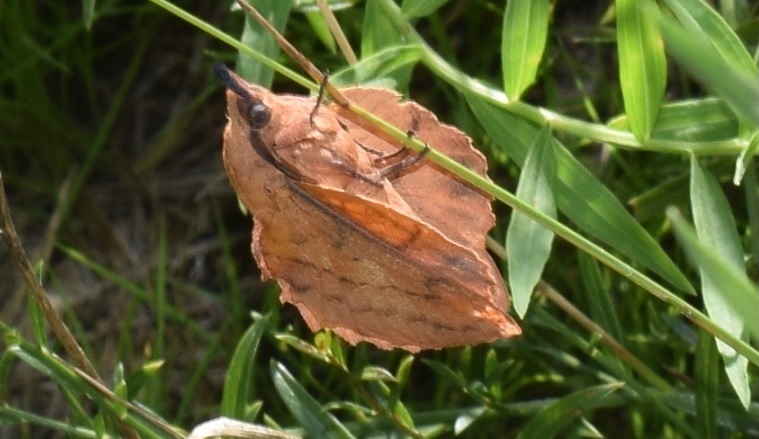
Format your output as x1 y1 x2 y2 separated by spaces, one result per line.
695 332 718 439
734 133 758 184
271 362 355 439
82 0 96 29
506 125 556 317
467 95 692 293
743 164 759 262
690 157 751 407
400 0 447 18
616 0 666 141
501 0 549 99
578 252 624 342
516 383 624 439
221 317 268 418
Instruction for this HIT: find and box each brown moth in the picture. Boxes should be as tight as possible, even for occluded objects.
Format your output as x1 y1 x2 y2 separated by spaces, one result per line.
217 64 521 352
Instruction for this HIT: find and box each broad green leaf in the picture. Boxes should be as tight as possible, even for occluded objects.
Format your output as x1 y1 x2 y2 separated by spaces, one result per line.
401 0 447 18
695 332 718 439
362 0 401 56
608 97 739 143
467 94 692 293
662 0 757 79
237 0 293 87
629 161 737 224
690 158 751 408
501 0 549 99
271 362 355 439
657 9 759 127
517 383 624 439
361 1 413 89
507 125 556 317
667 207 759 342
221 317 268 418
331 45 423 87
616 0 667 141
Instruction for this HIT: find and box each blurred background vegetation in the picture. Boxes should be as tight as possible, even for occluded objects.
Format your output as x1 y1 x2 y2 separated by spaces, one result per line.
0 0 757 438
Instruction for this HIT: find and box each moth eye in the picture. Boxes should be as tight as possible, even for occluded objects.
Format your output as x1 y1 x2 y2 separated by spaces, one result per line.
248 102 271 129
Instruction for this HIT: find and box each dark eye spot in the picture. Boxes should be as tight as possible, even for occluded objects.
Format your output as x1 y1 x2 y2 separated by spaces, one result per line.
247 102 271 128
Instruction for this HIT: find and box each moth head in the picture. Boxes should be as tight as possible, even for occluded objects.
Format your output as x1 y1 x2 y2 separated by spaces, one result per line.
215 63 273 130
242 100 272 130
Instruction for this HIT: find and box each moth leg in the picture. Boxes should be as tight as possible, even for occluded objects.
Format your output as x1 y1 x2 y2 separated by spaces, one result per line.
355 141 388 157
372 143 413 166
309 71 330 125
378 131 430 180
366 130 422 166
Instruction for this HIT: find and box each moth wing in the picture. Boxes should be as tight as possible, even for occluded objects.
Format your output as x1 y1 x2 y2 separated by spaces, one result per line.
258 180 520 351
337 88 495 253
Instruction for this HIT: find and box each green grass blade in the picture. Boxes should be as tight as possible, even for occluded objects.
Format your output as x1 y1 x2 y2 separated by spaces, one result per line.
690 157 751 407
271 362 356 439
608 97 739 143
467 95 692 293
149 0 311 90
221 317 269 418
304 11 336 54
506 125 557 317
331 44 423 86
616 0 666 141
695 332 718 439
236 0 293 87
400 0 447 18
668 207 759 342
361 0 412 89
516 383 624 439
577 252 624 342
501 0 549 99
743 163 759 261
82 0 96 29
656 7 759 126
362 0 400 56
662 0 757 78
734 131 758 185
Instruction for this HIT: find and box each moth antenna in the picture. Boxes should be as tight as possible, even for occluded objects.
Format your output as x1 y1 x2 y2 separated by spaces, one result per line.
309 71 330 125
215 63 251 99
